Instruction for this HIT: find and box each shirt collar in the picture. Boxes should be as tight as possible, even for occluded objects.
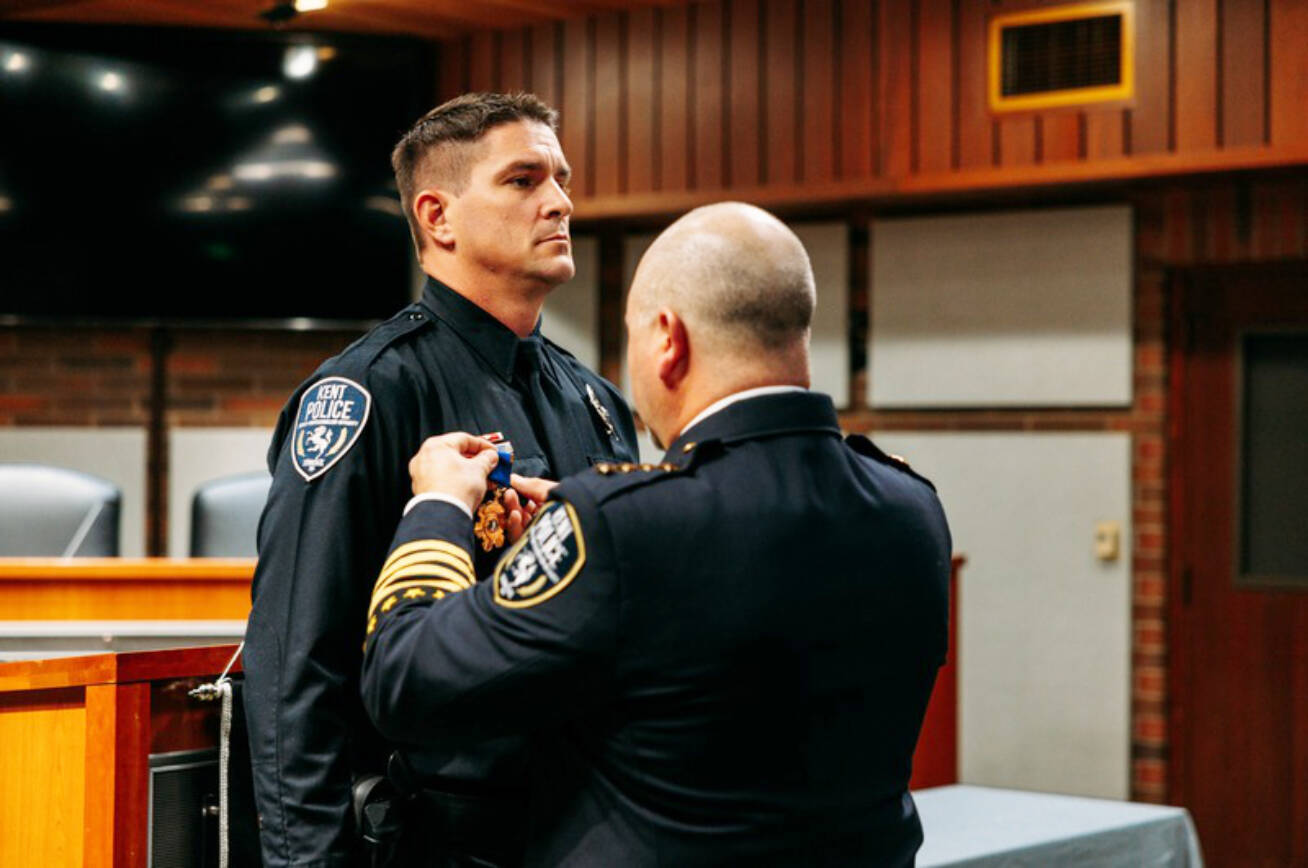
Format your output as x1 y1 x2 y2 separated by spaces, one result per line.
677 385 808 440
419 276 540 383
664 388 840 462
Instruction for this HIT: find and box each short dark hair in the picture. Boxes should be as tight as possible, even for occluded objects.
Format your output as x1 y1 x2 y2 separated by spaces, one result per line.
391 92 559 252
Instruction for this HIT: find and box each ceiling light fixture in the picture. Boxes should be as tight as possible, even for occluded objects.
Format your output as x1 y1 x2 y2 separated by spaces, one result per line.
283 45 318 80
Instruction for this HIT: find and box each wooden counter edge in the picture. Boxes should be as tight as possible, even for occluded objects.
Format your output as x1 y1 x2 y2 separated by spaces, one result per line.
0 644 243 693
0 558 256 581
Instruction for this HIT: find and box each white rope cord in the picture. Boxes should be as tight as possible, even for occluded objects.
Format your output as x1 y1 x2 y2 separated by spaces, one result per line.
189 642 244 868
218 678 233 868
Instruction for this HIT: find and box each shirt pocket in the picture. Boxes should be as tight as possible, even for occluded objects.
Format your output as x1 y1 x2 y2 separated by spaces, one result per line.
511 453 550 480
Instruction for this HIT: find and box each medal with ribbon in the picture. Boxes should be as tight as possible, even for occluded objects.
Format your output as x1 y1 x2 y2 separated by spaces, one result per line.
474 433 515 552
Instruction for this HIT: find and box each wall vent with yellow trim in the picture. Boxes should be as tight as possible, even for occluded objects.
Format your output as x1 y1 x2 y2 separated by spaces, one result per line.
989 1 1134 113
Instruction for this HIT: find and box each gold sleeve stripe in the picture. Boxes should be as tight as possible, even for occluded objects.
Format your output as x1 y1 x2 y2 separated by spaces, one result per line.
373 562 472 601
371 567 470 609
368 579 466 618
371 574 469 613
383 539 472 572
378 547 473 590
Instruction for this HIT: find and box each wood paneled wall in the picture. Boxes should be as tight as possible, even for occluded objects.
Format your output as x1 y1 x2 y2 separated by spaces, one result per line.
436 0 1308 220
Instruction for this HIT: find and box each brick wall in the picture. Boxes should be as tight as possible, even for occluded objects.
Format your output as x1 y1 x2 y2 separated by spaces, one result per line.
0 326 360 429
0 324 363 550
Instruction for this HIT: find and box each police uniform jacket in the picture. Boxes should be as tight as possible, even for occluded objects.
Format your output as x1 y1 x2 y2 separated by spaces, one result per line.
361 389 952 867
243 277 637 867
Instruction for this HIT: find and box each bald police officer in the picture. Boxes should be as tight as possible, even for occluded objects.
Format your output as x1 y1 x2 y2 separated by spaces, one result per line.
360 202 951 866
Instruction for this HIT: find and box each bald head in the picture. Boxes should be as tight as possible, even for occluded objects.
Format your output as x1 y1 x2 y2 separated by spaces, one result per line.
630 202 816 357
624 203 815 446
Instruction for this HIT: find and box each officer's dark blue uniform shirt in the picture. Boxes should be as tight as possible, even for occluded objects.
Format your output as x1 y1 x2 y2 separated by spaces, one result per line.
361 390 952 867
243 277 637 867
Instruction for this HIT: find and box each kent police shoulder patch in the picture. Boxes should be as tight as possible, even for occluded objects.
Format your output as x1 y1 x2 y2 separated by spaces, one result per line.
290 376 372 481
493 500 586 609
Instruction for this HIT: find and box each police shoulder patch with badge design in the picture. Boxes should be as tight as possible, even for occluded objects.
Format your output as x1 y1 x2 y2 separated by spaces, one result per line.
493 500 586 609
291 376 372 481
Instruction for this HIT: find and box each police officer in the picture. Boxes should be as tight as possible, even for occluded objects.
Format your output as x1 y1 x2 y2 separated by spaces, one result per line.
360 202 953 866
243 93 638 868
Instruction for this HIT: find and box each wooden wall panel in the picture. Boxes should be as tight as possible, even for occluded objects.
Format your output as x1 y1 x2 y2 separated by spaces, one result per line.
763 0 799 186
437 36 467 103
728 0 762 186
1086 109 1126 161
561 17 592 198
692 1 724 190
1130 0 1172 155
528 24 559 109
468 29 497 92
917 0 953 174
878 0 913 178
955 0 991 169
802 0 837 184
1175 0 1219 151
594 14 623 196
431 0 1304 218
1220 0 1266 147
626 9 657 194
1269 0 1308 148
499 29 526 93
1042 114 1083 164
838 0 876 179
1000 116 1037 167
659 6 690 191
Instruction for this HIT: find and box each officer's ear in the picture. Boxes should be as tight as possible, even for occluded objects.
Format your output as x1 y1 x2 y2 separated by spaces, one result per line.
655 308 690 390
414 188 456 249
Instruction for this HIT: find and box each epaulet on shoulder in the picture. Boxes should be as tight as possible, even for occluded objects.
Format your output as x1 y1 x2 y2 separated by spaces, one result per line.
352 305 433 367
582 439 723 503
583 460 682 503
844 433 937 492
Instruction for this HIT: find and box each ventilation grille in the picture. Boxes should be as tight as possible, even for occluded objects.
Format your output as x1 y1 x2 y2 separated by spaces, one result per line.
989 2 1133 113
150 750 219 868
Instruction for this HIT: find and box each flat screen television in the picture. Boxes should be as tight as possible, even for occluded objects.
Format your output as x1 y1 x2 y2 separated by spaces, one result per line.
0 24 434 323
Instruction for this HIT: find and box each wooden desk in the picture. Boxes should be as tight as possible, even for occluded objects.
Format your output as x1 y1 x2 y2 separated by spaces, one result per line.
0 645 240 868
0 559 254 621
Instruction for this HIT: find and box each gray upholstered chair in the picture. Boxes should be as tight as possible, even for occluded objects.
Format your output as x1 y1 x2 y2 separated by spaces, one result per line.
189 471 272 557
0 463 122 557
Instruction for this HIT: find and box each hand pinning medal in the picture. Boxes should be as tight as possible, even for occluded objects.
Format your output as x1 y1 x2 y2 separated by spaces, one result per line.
474 434 515 552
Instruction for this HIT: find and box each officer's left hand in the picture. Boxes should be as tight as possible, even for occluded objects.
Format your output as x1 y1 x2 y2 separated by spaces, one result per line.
409 433 500 514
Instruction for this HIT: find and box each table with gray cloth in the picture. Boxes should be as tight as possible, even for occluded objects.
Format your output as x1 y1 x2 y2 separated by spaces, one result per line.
915 785 1203 867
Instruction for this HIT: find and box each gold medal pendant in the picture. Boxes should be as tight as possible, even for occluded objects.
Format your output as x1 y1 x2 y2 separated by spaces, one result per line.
474 487 507 552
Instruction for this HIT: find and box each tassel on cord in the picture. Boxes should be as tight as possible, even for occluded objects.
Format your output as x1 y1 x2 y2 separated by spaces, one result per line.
189 641 244 868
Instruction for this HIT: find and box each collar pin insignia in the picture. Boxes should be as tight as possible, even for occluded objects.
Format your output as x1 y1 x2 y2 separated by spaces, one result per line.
586 384 617 438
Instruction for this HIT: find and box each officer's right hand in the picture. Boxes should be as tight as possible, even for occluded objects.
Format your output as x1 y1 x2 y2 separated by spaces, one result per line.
501 476 558 543
510 474 557 506
409 433 500 514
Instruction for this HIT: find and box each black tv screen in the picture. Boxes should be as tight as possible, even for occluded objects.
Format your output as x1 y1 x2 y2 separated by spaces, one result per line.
0 25 434 322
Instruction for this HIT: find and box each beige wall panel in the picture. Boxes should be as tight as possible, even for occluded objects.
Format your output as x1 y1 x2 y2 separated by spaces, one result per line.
871 206 1133 407
874 431 1132 799
792 222 850 408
